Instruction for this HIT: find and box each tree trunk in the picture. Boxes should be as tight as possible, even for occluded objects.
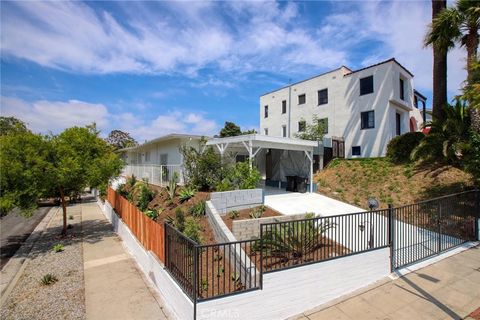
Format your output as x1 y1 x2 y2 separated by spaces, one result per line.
59 186 67 236
466 24 480 133
432 0 448 122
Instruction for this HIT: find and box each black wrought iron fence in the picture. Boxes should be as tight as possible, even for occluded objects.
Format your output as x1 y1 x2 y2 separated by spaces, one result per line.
165 223 262 302
392 190 478 268
259 209 390 273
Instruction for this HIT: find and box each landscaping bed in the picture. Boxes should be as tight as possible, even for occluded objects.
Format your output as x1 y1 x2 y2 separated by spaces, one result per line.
0 206 85 320
221 206 282 231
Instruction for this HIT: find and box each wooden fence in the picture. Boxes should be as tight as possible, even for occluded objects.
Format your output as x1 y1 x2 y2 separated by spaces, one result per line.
107 187 165 262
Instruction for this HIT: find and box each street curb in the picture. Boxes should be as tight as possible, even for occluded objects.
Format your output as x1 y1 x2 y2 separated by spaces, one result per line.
0 206 59 305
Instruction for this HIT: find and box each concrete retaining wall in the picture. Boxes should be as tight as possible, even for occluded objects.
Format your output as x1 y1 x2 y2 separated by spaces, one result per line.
99 200 194 320
197 248 391 320
232 213 308 241
210 189 263 215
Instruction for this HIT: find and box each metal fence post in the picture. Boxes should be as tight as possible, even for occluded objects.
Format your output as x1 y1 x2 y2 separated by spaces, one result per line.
438 202 442 253
259 224 263 290
193 245 198 320
475 189 480 241
388 204 394 272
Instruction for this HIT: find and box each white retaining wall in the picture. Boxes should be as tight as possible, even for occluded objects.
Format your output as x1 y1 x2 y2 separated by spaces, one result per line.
197 248 390 320
98 199 194 320
210 189 263 214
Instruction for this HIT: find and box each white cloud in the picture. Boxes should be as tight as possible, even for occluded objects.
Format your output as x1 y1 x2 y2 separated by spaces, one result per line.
0 96 219 142
0 1 348 76
0 96 109 134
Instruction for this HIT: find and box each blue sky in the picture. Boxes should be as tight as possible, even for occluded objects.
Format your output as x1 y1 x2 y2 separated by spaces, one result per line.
1 1 466 142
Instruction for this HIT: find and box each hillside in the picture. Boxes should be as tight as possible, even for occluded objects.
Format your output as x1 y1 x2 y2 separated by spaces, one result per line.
315 158 475 209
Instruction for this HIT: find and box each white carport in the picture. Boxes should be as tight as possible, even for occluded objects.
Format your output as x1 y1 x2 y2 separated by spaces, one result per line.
206 134 317 193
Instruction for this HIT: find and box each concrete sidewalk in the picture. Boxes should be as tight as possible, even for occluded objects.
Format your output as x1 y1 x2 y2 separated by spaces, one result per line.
294 246 480 320
82 202 168 320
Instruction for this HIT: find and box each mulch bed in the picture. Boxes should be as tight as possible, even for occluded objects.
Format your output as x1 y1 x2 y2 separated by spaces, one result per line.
221 206 282 231
1 206 85 320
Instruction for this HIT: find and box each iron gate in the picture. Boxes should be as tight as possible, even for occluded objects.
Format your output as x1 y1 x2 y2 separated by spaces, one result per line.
392 190 479 269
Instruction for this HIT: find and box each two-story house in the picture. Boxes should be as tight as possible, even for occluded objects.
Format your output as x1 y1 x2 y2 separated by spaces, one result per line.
259 58 425 161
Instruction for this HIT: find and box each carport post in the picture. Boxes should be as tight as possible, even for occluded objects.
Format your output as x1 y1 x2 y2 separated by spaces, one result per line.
304 150 313 193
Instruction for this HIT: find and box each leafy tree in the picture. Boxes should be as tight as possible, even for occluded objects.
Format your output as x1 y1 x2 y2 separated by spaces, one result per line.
219 122 242 137
294 116 327 142
425 0 480 130
216 161 261 191
0 124 123 234
105 129 138 150
0 117 29 136
411 99 471 163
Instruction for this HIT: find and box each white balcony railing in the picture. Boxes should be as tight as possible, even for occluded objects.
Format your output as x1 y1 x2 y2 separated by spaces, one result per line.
121 164 184 187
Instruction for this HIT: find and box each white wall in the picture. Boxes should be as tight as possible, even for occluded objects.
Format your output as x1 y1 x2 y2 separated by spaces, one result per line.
260 60 423 159
197 248 390 320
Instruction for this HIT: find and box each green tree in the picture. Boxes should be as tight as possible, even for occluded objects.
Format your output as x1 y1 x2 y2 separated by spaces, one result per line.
105 129 138 150
0 117 29 136
0 124 123 234
294 116 327 142
219 121 242 137
425 0 480 130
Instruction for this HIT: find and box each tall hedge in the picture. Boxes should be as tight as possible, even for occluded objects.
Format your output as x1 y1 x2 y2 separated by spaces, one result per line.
386 132 425 164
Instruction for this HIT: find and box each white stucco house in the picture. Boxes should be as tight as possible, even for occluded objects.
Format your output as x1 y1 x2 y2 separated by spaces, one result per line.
119 134 204 186
259 58 426 162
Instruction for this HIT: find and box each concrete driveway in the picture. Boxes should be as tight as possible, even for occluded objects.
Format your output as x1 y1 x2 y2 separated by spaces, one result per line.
264 188 364 217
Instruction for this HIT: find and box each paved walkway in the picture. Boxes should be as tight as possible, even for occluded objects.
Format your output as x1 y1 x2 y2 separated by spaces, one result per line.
82 201 168 320
264 188 364 216
294 246 480 320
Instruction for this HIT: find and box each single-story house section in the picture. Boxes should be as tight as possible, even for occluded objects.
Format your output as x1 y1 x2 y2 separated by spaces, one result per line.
118 133 204 186
206 134 318 193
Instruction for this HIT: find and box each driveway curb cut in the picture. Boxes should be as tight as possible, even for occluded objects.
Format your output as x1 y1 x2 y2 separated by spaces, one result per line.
0 206 59 305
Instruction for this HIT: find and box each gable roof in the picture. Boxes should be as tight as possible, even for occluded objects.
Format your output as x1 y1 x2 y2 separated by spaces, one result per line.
344 58 414 77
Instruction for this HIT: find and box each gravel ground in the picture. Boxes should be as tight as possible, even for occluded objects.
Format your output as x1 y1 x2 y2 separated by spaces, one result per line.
1 204 86 320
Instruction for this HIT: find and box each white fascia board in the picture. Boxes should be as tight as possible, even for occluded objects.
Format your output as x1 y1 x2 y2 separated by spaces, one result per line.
206 134 316 152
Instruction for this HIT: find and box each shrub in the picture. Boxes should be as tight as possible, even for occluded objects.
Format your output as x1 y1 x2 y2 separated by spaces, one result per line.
68 214 74 220
181 142 225 191
40 273 58 285
184 217 202 243
464 131 480 185
52 244 64 253
175 208 185 232
228 210 239 219
386 132 425 164
167 172 178 200
249 205 266 219
145 209 159 220
179 187 195 203
126 175 137 189
216 162 261 191
189 201 206 217
132 182 155 212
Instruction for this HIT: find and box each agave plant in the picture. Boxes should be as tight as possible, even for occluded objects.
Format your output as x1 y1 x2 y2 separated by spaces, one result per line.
259 218 334 262
167 172 179 200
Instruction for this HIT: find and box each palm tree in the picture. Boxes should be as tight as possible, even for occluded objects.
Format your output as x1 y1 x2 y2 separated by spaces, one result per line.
425 0 480 131
427 0 447 122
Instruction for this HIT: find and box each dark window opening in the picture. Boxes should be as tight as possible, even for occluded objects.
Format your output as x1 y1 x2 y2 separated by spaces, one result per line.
264 105 268 118
318 118 328 134
396 113 401 136
298 121 306 132
298 94 306 105
360 76 374 95
361 111 375 129
400 78 405 100
318 89 328 105
282 100 287 114
352 146 361 156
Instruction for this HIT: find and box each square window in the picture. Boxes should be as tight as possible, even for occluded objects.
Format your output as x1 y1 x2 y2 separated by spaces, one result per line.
318 118 328 134
282 100 287 114
318 89 328 105
361 111 375 129
352 146 361 156
264 105 268 118
298 121 306 132
298 94 306 105
360 76 374 95
282 125 287 137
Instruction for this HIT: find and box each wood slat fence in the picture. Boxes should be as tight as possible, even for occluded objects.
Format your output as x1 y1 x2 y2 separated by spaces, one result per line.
107 187 165 262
